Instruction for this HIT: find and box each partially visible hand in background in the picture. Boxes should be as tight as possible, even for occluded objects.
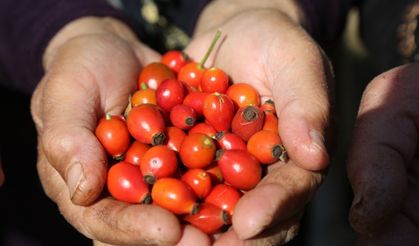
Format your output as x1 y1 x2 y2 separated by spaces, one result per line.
185 0 333 244
347 63 419 244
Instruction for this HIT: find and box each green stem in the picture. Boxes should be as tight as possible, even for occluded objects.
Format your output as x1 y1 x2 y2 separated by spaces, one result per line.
140 82 148 90
198 29 222 69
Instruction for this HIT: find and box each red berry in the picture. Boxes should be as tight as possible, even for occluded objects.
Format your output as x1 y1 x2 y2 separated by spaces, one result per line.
124 141 150 165
161 50 189 74
95 114 130 159
152 177 199 215
205 184 242 216
181 169 212 199
107 161 150 204
179 133 216 169
126 104 166 145
156 79 186 112
140 145 178 184
216 149 261 191
138 62 175 90
200 67 229 93
203 93 235 132
231 105 265 141
170 104 197 130
214 131 247 150
178 62 206 88
183 202 230 234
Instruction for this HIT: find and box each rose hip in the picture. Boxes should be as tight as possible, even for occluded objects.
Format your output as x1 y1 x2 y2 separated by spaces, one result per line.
231 105 265 141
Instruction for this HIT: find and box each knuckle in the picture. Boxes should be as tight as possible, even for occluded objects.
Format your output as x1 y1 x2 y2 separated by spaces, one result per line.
41 128 78 163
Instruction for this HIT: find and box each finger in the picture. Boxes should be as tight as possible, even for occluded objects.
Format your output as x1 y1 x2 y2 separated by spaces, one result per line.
188 12 331 171
92 224 212 246
38 152 182 246
357 172 419 244
215 216 300 246
176 225 212 246
356 213 419 245
241 12 331 172
131 41 161 65
347 65 419 234
403 156 419 227
268 37 331 171
232 161 323 240
32 35 140 205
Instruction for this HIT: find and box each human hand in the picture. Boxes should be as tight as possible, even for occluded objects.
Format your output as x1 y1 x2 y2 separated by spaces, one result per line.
185 2 332 244
347 63 419 244
31 17 211 245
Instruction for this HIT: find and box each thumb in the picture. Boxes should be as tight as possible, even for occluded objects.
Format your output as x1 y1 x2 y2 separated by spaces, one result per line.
270 40 332 171
31 35 140 205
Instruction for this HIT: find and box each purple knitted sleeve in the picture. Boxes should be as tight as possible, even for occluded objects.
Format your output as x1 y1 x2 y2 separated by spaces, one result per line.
0 0 143 95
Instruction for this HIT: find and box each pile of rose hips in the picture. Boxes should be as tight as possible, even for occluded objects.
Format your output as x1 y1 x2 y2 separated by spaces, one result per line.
95 31 287 235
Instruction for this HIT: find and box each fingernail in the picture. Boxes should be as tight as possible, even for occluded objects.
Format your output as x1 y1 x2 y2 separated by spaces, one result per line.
66 162 84 200
309 129 326 152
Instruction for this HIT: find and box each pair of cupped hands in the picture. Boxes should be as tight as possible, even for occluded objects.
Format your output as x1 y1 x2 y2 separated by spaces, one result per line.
29 5 419 246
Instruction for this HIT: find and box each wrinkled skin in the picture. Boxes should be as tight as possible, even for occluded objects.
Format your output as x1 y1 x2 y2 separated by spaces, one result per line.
347 63 419 245
31 6 332 246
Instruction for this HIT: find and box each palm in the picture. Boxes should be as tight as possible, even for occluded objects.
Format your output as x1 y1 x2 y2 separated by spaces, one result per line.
32 34 200 245
185 9 332 244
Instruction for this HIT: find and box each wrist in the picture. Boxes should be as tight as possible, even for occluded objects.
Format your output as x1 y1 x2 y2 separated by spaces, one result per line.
43 17 140 69
195 0 307 35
